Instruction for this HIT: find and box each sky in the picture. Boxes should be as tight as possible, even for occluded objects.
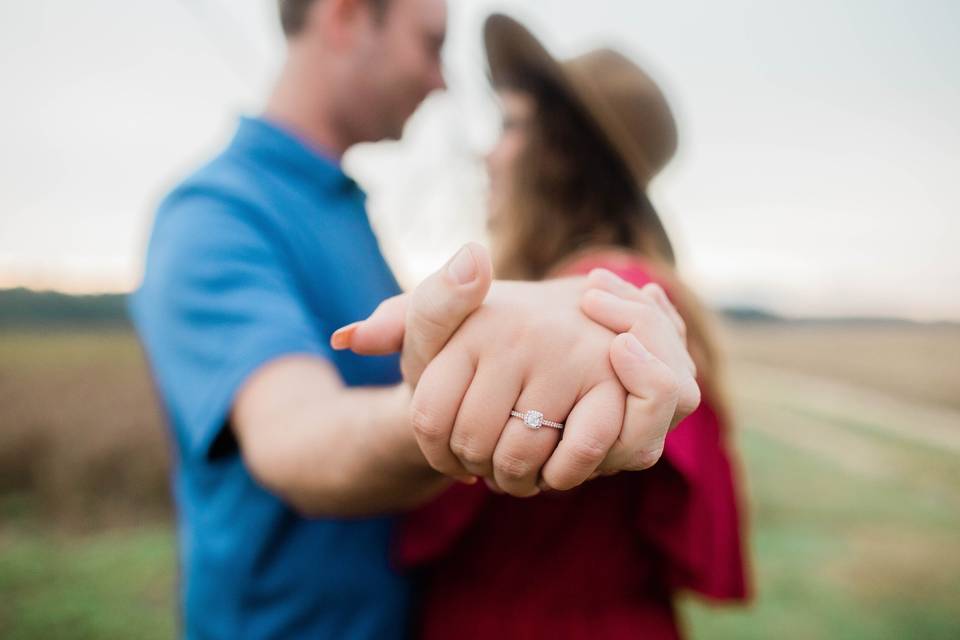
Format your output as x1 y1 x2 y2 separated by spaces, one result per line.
1 0 958 320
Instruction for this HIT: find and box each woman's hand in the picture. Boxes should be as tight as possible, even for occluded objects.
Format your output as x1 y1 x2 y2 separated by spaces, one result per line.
407 275 632 496
579 268 700 476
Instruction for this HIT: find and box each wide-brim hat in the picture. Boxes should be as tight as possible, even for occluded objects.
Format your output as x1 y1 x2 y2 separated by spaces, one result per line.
484 13 678 260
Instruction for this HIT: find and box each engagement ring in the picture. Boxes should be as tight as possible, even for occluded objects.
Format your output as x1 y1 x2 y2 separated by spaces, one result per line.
510 409 564 430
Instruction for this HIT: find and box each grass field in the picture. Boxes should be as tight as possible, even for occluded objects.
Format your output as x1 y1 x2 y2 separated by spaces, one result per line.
1 324 958 638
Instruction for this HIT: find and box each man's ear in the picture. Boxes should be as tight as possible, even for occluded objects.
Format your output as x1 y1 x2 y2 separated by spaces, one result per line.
317 0 376 51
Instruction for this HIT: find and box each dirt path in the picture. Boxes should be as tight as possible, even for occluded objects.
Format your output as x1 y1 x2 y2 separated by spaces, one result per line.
731 361 960 455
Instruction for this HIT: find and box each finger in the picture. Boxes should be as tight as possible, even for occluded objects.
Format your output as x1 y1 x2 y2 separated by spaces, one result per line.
583 290 692 374
490 374 578 497
402 243 493 386
540 380 624 491
331 294 409 355
670 372 702 428
580 288 657 334
586 268 646 301
641 282 687 345
586 269 686 341
597 333 681 473
626 318 700 423
330 322 360 351
409 346 477 480
581 289 696 376
449 357 524 478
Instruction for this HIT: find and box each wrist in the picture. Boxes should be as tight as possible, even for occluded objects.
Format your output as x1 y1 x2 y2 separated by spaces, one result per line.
382 384 447 482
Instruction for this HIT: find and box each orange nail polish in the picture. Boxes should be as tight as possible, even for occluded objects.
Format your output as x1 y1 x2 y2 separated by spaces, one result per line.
330 322 359 350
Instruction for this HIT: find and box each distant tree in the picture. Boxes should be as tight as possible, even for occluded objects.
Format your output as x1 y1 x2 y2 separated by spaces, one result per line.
0 288 130 328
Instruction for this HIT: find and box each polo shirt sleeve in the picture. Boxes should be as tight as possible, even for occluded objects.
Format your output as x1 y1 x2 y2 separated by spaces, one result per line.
130 189 332 462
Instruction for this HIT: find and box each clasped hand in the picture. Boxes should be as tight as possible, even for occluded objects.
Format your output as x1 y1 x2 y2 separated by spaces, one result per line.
332 244 699 497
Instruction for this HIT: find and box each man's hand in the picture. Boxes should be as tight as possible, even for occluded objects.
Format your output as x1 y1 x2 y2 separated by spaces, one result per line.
332 243 493 387
333 245 699 496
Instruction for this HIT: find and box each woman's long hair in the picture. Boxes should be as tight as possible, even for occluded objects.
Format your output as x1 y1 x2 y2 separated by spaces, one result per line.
490 75 731 423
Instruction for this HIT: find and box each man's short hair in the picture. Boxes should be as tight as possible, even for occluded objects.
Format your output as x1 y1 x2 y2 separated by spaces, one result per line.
278 0 390 37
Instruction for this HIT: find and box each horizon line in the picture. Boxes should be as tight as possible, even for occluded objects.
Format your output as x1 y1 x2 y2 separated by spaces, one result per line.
3 283 958 326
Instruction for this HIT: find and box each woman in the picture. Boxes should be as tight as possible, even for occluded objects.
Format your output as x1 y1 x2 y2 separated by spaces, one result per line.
395 14 750 639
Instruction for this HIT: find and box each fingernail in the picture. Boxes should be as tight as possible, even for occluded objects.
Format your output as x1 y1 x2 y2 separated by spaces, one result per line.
330 322 359 350
624 333 652 359
447 246 478 285
455 474 477 485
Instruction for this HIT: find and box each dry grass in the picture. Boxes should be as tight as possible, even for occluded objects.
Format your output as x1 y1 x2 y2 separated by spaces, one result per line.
1 322 957 524
0 330 171 527
720 322 960 410
1 323 959 638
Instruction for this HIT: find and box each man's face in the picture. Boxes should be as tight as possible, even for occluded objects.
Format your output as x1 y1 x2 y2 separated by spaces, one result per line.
346 0 447 142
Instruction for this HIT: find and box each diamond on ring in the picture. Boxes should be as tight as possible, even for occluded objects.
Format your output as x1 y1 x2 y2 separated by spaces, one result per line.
510 409 564 430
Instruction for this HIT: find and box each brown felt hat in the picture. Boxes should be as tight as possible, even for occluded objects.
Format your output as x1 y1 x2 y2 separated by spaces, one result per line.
484 13 678 258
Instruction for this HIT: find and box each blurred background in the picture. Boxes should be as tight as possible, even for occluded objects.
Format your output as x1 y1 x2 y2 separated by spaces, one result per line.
1 1 958 638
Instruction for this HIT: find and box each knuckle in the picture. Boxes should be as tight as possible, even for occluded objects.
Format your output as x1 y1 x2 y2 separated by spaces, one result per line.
504 485 541 498
543 470 581 492
567 434 608 468
450 436 489 468
409 290 455 340
500 315 535 351
642 282 667 300
629 443 665 470
494 450 532 483
678 378 702 416
649 366 681 403
410 405 444 442
409 305 449 343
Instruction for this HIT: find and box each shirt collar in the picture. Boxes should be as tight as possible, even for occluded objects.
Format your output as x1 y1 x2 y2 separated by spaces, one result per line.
229 116 358 193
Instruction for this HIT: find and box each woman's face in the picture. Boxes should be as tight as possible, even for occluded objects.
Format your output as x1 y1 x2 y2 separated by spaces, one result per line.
486 89 535 227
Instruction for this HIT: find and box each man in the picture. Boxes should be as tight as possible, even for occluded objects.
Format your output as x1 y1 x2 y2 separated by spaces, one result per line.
130 0 698 637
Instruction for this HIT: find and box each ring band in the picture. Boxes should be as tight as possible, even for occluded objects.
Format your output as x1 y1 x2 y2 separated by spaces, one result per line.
511 409 564 430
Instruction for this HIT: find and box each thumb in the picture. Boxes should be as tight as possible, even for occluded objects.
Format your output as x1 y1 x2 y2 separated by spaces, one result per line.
402 243 492 385
331 293 409 355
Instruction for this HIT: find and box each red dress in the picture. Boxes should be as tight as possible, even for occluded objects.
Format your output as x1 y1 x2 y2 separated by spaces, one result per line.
395 253 751 639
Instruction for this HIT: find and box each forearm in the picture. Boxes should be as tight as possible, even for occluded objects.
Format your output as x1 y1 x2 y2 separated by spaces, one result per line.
233 356 451 517
299 382 451 516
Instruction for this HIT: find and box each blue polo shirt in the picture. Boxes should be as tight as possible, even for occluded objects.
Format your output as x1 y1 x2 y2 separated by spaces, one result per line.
130 117 410 639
